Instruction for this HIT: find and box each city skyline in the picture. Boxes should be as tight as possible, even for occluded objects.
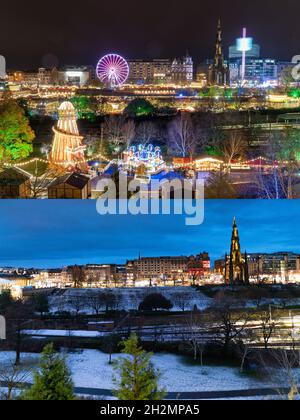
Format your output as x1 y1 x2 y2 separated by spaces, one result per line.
1 200 300 268
1 0 299 69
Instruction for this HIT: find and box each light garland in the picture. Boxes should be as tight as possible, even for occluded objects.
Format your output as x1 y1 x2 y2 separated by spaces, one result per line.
3 154 295 172
3 150 111 171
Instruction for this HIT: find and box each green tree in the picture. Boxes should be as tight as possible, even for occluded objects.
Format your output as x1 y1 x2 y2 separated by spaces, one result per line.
0 100 35 163
124 99 155 118
113 334 165 400
205 171 237 199
21 344 75 400
32 293 49 317
70 96 97 121
0 290 13 313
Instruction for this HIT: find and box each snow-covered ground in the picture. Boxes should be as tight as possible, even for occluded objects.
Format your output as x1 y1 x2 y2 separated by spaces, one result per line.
68 350 277 392
49 287 212 315
0 349 277 392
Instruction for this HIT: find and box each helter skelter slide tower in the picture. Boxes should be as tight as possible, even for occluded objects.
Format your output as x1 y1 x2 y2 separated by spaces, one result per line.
50 101 87 169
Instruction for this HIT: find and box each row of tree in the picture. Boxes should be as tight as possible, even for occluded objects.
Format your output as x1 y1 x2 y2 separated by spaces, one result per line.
87 112 248 162
53 290 195 315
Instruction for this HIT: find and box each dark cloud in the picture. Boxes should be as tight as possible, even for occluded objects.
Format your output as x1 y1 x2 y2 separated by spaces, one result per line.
0 200 299 268
1 0 299 69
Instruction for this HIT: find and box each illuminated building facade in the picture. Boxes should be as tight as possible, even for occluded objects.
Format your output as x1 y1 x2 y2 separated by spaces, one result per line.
247 253 300 283
50 101 86 164
126 253 210 281
229 58 278 86
8 68 55 87
128 56 193 85
128 59 172 84
58 66 94 86
228 32 278 86
84 264 118 285
188 253 211 277
171 54 194 85
34 268 73 288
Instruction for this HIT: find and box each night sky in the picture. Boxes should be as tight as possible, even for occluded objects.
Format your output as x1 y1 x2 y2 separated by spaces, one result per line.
1 0 299 69
0 200 299 268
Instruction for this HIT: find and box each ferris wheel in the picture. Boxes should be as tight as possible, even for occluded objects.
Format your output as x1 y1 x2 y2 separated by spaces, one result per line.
96 54 129 88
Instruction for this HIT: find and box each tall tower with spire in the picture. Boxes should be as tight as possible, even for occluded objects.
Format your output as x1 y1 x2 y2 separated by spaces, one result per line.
225 218 249 285
208 19 229 86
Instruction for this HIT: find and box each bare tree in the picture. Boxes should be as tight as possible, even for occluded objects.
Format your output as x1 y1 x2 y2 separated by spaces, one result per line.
173 291 191 312
238 329 256 374
136 121 158 148
30 166 67 198
56 295 67 314
212 297 250 355
260 311 278 350
186 313 205 364
168 112 196 158
70 265 85 289
220 131 246 166
267 349 300 400
123 120 136 148
68 294 86 316
255 129 300 199
103 115 125 149
0 363 31 400
5 300 33 366
86 290 105 315
103 291 122 312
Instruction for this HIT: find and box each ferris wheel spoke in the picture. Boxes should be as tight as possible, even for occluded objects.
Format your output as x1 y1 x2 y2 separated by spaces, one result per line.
96 54 129 88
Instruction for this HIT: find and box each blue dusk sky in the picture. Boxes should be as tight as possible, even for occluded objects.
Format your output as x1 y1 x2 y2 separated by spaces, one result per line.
0 200 299 268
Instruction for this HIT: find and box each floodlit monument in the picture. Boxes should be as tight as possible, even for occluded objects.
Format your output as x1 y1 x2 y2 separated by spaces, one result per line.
51 102 86 166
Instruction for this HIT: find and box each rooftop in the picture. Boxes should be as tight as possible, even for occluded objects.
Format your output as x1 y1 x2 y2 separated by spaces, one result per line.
49 173 90 189
0 168 30 185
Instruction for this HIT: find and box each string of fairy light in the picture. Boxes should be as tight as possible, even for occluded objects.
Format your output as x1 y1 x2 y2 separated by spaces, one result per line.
4 154 285 172
4 151 111 169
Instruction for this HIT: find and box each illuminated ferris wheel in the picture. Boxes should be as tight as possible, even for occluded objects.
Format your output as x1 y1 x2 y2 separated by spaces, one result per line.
96 54 129 88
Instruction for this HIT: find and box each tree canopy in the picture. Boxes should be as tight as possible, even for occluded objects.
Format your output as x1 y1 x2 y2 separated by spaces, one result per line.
124 99 155 118
21 344 75 400
113 333 165 400
139 293 173 311
0 100 35 162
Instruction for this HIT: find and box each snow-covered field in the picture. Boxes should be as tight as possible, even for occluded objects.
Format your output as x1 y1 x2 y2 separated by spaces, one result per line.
68 350 275 392
0 349 276 392
49 287 212 314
